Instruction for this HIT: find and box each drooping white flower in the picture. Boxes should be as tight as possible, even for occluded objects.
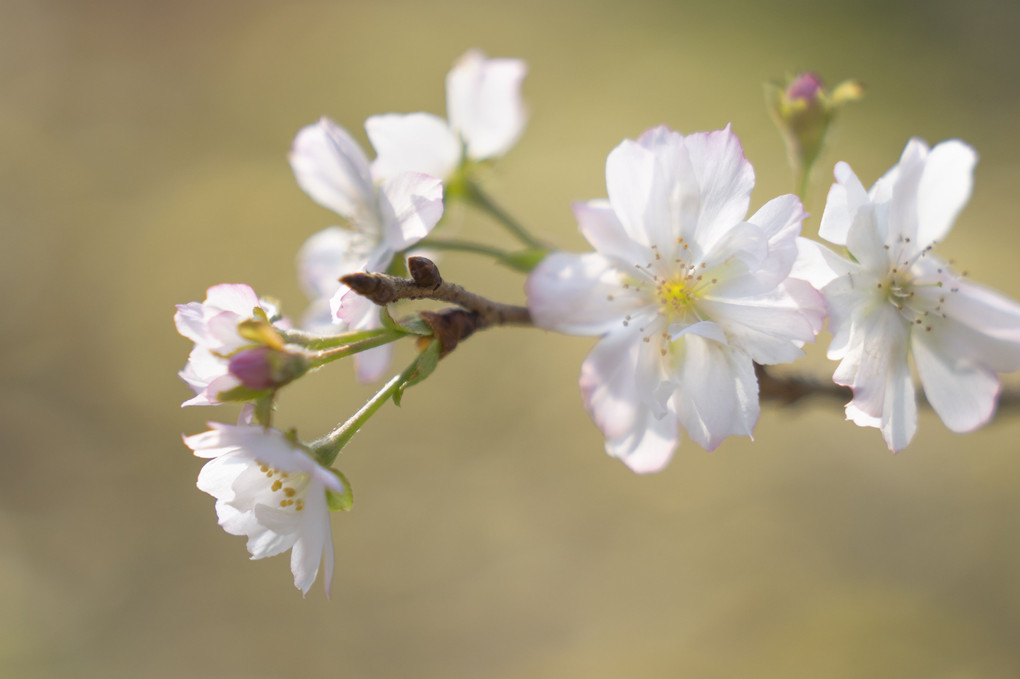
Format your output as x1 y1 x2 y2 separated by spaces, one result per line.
175 283 271 406
185 421 347 596
799 138 1020 451
527 125 825 473
289 117 444 381
365 49 527 182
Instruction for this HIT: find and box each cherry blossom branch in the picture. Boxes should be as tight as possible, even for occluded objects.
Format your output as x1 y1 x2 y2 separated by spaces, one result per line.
341 256 532 330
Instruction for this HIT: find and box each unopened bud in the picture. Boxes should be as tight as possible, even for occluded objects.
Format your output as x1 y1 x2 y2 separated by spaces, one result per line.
228 346 308 391
766 72 863 197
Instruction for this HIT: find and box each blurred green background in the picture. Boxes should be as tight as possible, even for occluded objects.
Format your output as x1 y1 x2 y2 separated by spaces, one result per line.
4 0 1020 677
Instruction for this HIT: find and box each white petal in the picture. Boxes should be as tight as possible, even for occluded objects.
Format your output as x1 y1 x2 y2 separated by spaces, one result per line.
883 138 928 247
604 402 679 474
204 283 261 317
297 227 376 301
844 203 888 274
701 278 824 364
916 140 976 246
913 331 998 433
289 489 330 595
376 172 444 250
790 238 854 290
744 193 806 284
680 126 755 250
671 334 759 451
366 112 462 181
526 252 644 335
446 50 528 160
605 139 659 247
819 161 870 245
289 118 379 227
830 301 918 451
573 199 649 265
579 326 645 443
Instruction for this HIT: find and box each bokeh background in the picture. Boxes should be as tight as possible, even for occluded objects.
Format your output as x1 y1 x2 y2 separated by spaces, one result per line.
4 0 1020 677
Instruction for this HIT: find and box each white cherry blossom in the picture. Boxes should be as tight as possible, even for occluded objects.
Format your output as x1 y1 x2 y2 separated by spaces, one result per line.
289 117 444 381
185 421 346 596
366 49 527 182
527 125 825 472
800 138 1020 451
175 283 268 406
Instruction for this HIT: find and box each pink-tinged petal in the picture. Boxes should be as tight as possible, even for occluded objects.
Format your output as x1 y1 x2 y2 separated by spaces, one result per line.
605 139 659 247
354 344 393 383
913 331 998 433
366 112 462 181
297 227 376 301
446 50 527 160
927 285 1020 374
818 161 869 245
574 199 649 265
526 253 644 336
633 126 702 251
579 326 645 443
916 140 976 246
204 284 261 317
701 278 824 364
376 172 444 250
680 126 755 250
174 302 209 344
205 310 250 353
671 333 759 451
604 403 679 474
331 287 376 329
289 118 378 226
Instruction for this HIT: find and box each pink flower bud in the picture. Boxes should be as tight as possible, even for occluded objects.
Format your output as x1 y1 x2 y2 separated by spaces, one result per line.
228 347 308 391
786 72 824 102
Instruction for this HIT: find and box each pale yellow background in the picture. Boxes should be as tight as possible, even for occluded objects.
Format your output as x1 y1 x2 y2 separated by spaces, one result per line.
3 1 1020 677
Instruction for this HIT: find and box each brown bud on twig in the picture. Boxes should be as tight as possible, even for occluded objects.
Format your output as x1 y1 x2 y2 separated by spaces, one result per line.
408 256 443 289
419 308 480 356
340 273 394 304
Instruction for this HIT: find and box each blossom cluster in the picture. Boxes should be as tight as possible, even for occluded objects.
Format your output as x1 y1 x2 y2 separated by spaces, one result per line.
175 54 1020 594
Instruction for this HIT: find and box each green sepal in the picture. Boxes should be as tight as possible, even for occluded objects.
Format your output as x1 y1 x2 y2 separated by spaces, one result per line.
326 468 354 511
393 339 441 406
253 394 275 427
379 308 434 337
236 318 285 350
379 307 403 334
395 314 433 337
500 248 549 273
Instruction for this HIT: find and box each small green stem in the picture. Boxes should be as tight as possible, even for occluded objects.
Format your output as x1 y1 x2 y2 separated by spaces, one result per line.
281 327 391 351
311 356 422 465
418 237 512 260
305 331 405 369
463 180 544 249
